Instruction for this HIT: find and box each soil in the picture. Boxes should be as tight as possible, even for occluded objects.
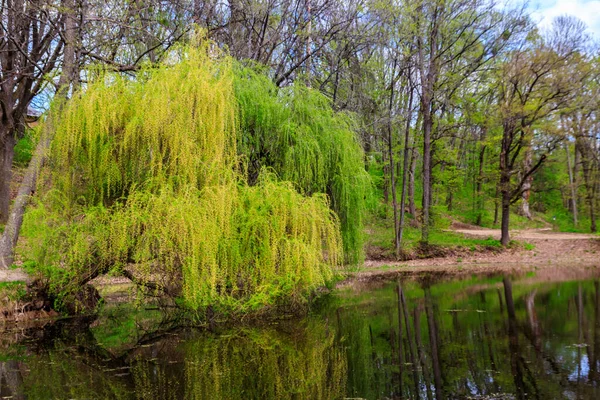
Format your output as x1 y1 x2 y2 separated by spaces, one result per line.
356 224 600 283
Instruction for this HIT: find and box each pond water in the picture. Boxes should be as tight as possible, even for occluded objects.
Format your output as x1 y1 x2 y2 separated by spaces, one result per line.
2 274 600 399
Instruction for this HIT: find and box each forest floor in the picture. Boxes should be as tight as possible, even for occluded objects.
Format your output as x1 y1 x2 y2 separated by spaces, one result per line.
354 222 600 284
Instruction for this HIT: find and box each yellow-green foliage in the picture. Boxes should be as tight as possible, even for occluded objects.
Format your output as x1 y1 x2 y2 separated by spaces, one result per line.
235 66 371 264
24 41 342 312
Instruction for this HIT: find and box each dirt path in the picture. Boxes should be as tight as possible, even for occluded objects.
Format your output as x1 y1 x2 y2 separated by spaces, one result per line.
451 227 596 241
360 226 600 281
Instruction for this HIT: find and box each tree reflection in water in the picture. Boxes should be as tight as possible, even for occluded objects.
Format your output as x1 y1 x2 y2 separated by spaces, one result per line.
2 275 600 399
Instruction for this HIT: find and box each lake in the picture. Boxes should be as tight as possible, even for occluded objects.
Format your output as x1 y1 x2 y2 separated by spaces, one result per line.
1 273 600 399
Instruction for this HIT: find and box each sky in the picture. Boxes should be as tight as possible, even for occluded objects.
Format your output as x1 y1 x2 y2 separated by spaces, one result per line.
529 0 600 38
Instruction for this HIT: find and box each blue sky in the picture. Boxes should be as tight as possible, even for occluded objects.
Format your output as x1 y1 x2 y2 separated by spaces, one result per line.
529 0 600 37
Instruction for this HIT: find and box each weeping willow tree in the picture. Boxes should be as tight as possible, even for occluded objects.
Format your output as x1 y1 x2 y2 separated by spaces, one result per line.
22 40 343 313
235 67 371 264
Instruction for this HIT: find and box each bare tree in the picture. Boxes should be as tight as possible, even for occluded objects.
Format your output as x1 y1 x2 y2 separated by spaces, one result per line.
0 0 64 223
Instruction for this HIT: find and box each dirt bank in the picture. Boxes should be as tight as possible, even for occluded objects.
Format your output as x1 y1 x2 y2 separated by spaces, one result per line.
357 226 600 282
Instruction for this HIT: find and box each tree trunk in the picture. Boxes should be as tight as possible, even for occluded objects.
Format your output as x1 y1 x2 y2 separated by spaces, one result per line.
389 130 399 255
445 191 453 211
408 146 417 216
382 150 389 204
500 188 511 246
0 130 16 224
475 144 486 226
398 85 414 247
388 60 400 256
421 104 432 243
565 143 578 227
579 141 597 233
520 147 533 219
499 123 513 246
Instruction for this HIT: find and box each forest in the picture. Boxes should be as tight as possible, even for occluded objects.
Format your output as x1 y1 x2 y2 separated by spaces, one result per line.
0 0 599 316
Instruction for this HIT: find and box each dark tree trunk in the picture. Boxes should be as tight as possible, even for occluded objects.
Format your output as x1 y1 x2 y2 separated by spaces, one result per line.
0 130 16 224
398 85 414 247
501 189 511 246
408 146 417 216
520 147 533 219
445 192 453 212
579 140 597 233
499 123 513 246
421 104 432 243
475 144 486 226
565 143 578 226
388 59 400 256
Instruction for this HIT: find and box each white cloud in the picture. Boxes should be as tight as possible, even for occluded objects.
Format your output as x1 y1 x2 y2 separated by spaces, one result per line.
530 0 600 38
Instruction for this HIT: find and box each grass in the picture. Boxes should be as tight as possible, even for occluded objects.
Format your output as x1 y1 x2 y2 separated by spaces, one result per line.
13 130 36 166
0 282 28 315
365 212 502 256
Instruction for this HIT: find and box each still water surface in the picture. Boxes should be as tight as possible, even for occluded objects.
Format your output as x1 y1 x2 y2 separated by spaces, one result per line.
2 274 600 399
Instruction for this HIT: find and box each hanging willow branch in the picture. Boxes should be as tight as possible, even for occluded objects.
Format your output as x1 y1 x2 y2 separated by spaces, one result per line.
22 40 343 313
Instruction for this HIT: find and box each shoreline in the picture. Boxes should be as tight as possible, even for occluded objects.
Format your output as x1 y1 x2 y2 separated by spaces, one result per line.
351 228 600 285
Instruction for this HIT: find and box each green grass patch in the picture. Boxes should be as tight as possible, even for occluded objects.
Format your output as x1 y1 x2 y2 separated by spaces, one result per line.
0 281 27 302
13 129 37 166
366 212 502 256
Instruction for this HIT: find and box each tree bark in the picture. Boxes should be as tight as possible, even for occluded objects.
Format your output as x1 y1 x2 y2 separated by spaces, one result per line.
398 85 414 247
475 143 486 226
408 146 417 216
501 189 511 246
565 142 578 227
579 139 597 233
499 129 512 246
421 102 432 244
0 130 16 224
388 60 400 256
520 147 533 219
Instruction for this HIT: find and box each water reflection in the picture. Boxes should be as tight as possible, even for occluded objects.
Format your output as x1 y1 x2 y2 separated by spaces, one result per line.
2 275 600 399
336 276 600 399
